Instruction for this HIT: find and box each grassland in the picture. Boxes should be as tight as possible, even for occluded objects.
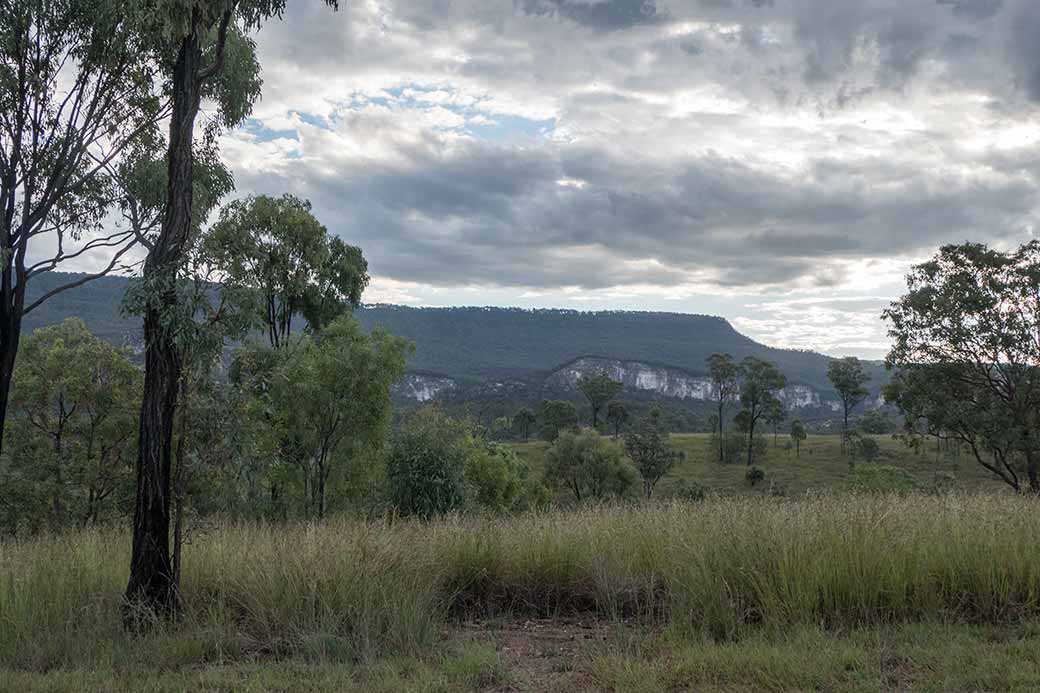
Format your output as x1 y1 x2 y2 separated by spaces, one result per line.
512 432 1007 497
5 492 1040 690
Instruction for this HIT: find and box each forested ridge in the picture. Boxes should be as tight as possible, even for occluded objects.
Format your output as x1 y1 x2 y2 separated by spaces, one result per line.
23 271 881 393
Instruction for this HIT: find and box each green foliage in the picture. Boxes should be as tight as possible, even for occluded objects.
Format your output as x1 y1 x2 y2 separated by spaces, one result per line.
204 194 369 347
606 400 629 438
848 434 881 466
828 357 870 453
745 466 765 487
1 319 139 532
577 371 623 429
738 356 786 466
857 409 895 435
789 419 807 457
538 399 578 441
386 408 534 517
707 352 741 464
513 408 537 441
884 241 1040 493
464 441 531 513
543 429 635 502
387 408 470 519
261 316 408 517
623 414 683 497
847 465 918 494
672 479 707 501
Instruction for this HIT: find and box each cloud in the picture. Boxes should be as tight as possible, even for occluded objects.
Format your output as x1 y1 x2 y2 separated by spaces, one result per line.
207 0 1040 356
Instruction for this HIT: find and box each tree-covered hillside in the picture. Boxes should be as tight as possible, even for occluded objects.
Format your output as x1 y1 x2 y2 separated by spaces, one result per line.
23 272 884 394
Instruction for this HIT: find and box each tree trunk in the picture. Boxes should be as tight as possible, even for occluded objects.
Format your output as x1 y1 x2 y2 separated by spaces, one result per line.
0 282 25 460
124 24 203 619
747 418 755 466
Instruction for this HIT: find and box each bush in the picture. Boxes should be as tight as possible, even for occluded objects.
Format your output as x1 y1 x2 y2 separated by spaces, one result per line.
386 408 469 518
543 429 635 502
848 432 882 466
388 408 537 517
745 466 766 487
464 442 529 513
672 479 707 502
848 464 919 494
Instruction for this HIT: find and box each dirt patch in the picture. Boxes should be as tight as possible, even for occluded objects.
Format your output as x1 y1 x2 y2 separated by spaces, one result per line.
454 618 617 691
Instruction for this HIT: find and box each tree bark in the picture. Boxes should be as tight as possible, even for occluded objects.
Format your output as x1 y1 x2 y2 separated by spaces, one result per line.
124 21 204 619
0 276 25 461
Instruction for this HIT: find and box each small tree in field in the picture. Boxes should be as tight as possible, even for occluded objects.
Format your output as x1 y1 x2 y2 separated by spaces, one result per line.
706 353 740 463
738 357 786 466
623 414 683 498
828 357 870 455
543 429 634 502
789 419 807 458
539 400 578 441
765 398 785 447
513 408 536 441
606 401 629 438
577 372 622 430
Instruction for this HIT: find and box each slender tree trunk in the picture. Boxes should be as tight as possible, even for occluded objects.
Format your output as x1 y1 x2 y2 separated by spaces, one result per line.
747 417 755 467
125 25 203 619
0 282 25 460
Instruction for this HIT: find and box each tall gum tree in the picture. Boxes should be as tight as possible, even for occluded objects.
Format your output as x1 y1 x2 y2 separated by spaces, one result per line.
124 0 337 617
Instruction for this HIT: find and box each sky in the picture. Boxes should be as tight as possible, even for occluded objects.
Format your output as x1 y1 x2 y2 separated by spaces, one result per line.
212 0 1040 360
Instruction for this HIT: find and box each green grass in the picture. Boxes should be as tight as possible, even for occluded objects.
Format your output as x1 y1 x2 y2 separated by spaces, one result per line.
512 432 1007 497
5 492 1040 690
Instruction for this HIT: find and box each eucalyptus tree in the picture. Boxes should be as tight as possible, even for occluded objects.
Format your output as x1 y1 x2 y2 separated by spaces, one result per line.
125 0 337 616
738 357 786 466
827 357 870 454
606 400 628 439
623 413 682 498
266 316 408 518
203 193 368 347
2 318 140 531
0 0 166 457
513 407 536 441
789 419 806 458
706 353 740 463
577 371 622 430
884 241 1040 493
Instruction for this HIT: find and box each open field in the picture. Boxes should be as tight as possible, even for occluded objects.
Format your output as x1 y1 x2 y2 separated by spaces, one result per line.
5 493 1040 690
513 433 1008 497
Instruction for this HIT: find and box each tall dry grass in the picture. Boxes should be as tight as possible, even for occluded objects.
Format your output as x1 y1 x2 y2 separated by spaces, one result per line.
3 493 1040 672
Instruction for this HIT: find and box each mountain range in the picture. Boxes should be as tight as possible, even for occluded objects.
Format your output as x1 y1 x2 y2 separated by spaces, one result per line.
22 272 888 426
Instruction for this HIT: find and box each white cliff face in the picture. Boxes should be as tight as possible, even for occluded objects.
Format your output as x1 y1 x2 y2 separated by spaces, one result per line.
548 357 715 401
395 373 457 402
778 385 820 409
548 357 829 409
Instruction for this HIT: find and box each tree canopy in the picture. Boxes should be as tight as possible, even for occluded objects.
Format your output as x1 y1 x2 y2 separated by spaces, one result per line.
884 241 1040 493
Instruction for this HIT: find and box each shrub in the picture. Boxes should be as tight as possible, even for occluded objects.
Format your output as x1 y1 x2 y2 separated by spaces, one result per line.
745 466 766 487
386 408 469 518
464 442 529 513
672 479 707 502
848 432 881 467
543 429 635 502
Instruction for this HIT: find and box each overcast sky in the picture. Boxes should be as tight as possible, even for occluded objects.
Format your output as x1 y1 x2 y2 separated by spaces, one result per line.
214 0 1040 360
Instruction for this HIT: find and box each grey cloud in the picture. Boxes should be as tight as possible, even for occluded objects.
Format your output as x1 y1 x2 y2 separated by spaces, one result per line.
223 0 1040 296
519 0 662 32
